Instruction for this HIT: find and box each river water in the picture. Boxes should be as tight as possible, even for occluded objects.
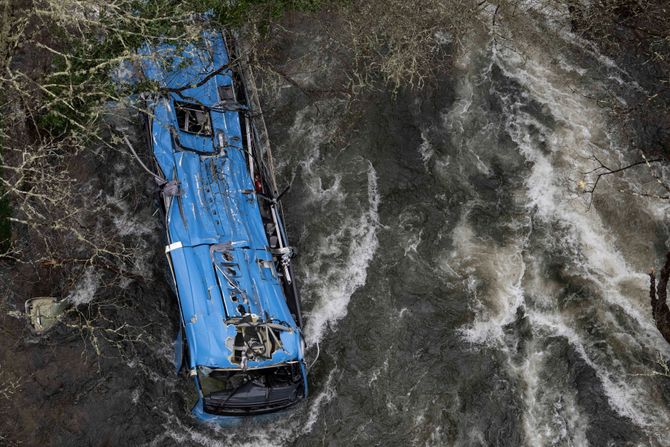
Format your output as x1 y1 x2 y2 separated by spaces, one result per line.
114 5 670 447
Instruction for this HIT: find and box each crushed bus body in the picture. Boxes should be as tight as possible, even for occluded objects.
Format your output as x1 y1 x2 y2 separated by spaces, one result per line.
139 32 307 421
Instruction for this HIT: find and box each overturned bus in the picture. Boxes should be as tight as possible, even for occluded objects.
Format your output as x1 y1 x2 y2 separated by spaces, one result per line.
139 33 307 421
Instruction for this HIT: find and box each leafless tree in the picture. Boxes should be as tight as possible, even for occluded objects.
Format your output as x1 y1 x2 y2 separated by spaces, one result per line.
0 0 214 355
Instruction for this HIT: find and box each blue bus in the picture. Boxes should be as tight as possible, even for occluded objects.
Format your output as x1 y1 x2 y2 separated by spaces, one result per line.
140 32 307 421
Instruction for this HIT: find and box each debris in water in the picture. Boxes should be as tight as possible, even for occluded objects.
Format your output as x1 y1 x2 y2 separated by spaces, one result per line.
24 297 68 335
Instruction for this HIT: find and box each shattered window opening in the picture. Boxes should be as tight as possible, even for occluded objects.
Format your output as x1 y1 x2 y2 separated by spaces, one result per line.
175 102 212 136
217 84 235 102
198 363 305 415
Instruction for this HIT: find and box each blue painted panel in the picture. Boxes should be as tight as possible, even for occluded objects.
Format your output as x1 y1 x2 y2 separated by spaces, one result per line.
141 33 305 376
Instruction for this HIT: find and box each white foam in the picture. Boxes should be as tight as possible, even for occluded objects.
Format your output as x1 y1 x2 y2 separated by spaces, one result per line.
404 228 423 257
303 162 380 346
516 338 590 446
494 36 666 349
493 35 670 435
104 175 156 237
151 408 297 447
446 13 670 443
529 311 670 430
449 211 528 344
287 106 348 208
302 367 338 435
66 267 101 305
418 131 435 166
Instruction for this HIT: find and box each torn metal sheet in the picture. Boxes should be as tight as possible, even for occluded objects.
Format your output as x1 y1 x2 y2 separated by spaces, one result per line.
140 32 307 421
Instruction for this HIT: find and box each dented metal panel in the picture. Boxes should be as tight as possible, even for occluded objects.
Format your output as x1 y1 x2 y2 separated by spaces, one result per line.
140 32 306 419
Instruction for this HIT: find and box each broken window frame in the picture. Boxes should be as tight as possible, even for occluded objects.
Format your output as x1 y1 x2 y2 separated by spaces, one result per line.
174 101 213 136
198 362 305 415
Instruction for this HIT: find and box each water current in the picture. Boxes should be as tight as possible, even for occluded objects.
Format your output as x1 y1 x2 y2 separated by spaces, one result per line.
116 5 670 447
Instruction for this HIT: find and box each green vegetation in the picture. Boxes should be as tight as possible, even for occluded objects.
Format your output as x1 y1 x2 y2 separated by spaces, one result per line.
30 0 325 139
0 0 331 260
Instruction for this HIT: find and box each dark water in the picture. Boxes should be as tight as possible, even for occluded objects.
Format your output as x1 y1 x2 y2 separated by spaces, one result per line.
15 5 670 447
